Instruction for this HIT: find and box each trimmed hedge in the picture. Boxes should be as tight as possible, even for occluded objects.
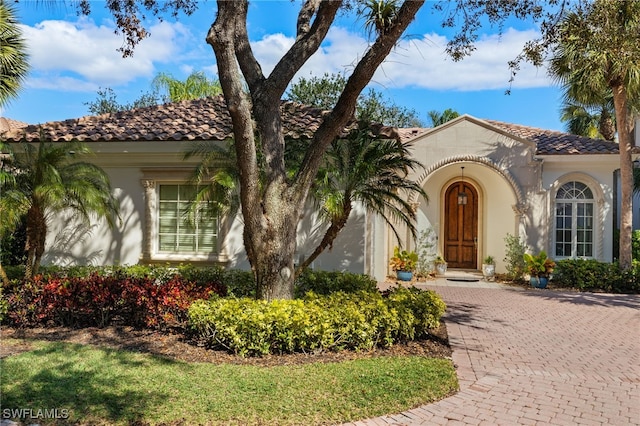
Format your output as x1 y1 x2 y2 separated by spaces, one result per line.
553 259 640 294
188 286 446 357
294 269 378 297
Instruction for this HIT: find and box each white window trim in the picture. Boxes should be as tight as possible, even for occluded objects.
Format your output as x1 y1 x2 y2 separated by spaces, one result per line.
140 169 229 264
549 173 605 261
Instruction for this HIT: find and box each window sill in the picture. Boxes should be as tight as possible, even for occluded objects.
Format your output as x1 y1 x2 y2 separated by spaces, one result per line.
142 253 229 264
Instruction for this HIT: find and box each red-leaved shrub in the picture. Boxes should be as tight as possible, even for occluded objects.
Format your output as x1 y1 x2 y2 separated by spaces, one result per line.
3 272 226 329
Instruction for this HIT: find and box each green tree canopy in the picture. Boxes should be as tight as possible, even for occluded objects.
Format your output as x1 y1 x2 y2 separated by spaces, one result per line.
548 0 640 269
153 71 222 102
286 72 423 127
0 1 29 108
427 109 460 127
298 123 427 271
0 140 120 278
85 71 222 115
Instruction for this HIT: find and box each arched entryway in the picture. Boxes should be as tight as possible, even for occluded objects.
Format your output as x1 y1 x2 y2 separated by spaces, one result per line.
444 180 478 268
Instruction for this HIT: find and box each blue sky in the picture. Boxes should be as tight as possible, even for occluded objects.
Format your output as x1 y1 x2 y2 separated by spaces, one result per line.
1 1 566 131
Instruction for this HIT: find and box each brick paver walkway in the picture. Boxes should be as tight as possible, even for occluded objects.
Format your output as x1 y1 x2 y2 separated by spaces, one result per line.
345 278 640 425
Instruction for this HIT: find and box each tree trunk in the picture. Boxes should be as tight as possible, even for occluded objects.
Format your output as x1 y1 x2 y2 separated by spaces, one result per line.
24 203 46 279
251 194 299 300
0 262 9 286
599 108 616 142
297 204 351 274
207 0 424 299
611 82 634 270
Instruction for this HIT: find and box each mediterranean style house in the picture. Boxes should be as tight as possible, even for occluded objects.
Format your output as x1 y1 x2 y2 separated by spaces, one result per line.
1 97 638 282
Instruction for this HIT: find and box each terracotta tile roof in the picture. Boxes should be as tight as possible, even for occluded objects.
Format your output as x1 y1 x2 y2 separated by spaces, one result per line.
483 119 625 155
0 117 28 133
0 96 339 143
398 127 429 141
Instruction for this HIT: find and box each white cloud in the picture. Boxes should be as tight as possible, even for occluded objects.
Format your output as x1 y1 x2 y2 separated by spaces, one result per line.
19 15 552 96
251 26 552 92
379 28 551 91
28 76 98 92
20 18 191 88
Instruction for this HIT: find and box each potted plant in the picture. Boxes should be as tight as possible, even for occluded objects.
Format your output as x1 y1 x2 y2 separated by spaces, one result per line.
389 246 418 281
433 255 447 276
482 255 496 281
523 251 556 288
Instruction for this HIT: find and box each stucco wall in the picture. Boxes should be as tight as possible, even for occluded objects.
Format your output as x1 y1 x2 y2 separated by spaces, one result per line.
38 118 626 278
41 142 367 275
400 119 533 275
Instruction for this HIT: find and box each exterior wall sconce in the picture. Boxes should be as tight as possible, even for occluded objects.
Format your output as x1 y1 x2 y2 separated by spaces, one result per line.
458 166 468 205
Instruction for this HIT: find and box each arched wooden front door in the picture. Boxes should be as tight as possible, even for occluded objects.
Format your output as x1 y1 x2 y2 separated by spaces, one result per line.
444 181 478 269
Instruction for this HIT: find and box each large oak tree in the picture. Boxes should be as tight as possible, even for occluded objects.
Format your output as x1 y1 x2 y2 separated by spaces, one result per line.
60 0 579 298
206 1 425 299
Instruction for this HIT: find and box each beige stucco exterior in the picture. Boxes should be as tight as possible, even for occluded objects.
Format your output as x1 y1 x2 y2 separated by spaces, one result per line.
42 139 367 274
38 115 626 282
371 116 621 281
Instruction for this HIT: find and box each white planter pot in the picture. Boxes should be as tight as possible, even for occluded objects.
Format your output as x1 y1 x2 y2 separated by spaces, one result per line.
435 263 447 276
482 263 496 281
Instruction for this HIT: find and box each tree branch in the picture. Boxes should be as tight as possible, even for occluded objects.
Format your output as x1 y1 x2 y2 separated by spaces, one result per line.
295 0 425 196
206 2 262 249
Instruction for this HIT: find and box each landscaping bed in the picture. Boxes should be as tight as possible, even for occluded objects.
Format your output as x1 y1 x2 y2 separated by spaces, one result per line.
1 321 452 366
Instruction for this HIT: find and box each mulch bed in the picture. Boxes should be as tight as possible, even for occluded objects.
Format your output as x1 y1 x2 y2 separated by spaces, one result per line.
1 322 452 366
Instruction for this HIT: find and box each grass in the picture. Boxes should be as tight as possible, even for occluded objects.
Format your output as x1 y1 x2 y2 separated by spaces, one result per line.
1 340 458 426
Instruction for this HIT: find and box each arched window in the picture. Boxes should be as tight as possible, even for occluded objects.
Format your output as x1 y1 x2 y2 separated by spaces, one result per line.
554 181 594 258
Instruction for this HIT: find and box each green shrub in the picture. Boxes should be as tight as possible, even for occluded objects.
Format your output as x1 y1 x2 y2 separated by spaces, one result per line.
3 265 25 281
503 233 527 281
294 269 378 298
219 269 256 298
553 259 639 294
188 286 446 357
634 230 640 261
619 261 640 294
0 286 8 323
384 286 447 339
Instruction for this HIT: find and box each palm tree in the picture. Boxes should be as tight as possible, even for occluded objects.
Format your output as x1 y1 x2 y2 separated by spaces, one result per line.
559 101 616 141
2 140 119 278
152 71 222 102
183 141 240 221
428 109 460 127
0 142 29 285
0 1 29 107
297 123 427 271
548 0 640 270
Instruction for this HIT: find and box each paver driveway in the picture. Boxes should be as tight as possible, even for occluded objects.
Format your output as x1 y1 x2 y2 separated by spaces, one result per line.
345 280 640 425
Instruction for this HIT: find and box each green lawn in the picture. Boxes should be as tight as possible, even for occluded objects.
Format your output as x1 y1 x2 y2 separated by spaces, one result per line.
1 340 458 425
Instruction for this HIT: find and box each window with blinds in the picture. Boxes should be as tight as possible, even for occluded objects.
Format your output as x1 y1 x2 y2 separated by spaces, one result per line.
158 185 218 253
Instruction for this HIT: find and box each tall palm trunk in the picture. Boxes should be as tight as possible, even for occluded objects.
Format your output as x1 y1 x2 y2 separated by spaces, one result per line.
611 82 634 270
598 108 616 142
24 203 47 279
0 262 9 286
